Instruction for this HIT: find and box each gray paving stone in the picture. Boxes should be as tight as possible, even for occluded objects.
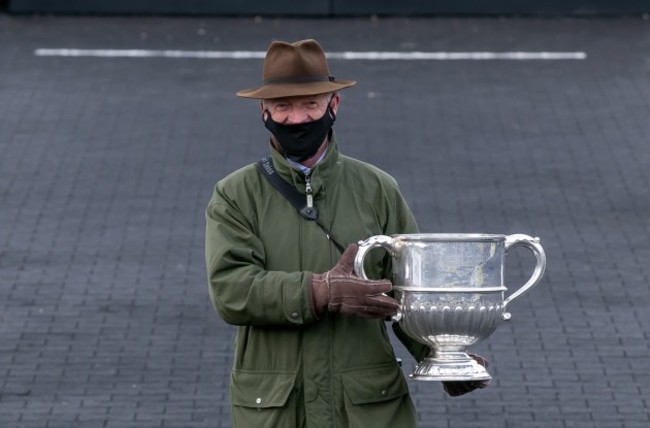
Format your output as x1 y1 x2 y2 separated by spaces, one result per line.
2 12 650 428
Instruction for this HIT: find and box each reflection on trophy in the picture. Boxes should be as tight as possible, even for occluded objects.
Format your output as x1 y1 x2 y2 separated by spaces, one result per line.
354 234 546 382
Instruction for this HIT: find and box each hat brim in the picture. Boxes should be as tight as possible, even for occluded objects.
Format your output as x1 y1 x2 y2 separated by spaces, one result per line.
236 80 356 99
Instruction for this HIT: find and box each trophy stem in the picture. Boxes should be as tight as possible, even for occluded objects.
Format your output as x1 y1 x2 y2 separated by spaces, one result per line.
409 350 492 382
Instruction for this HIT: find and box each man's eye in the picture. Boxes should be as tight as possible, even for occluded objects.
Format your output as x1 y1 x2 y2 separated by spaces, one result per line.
274 104 288 111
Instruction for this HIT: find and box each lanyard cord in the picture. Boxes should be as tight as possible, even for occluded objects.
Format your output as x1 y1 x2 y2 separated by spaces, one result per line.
256 157 344 254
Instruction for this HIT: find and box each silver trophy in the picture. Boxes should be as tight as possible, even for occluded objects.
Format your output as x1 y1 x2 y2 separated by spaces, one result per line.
354 233 546 381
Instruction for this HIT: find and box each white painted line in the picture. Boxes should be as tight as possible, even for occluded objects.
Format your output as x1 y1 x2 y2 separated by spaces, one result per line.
34 48 587 60
328 51 587 60
35 48 266 59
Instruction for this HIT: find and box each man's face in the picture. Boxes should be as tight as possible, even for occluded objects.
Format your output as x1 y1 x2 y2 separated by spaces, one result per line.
262 93 338 125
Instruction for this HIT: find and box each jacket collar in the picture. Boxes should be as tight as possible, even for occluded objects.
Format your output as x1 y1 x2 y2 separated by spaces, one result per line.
268 131 342 194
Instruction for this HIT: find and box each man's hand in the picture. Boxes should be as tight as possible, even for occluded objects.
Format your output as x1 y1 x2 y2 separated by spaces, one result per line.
311 244 399 319
442 354 491 397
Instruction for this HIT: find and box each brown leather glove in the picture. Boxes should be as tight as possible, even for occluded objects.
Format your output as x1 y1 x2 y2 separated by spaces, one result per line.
311 244 400 319
442 354 491 397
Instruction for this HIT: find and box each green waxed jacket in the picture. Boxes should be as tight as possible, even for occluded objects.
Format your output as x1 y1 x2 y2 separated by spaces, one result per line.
205 133 428 428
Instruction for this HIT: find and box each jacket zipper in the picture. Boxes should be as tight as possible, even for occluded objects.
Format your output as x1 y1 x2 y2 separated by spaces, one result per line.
306 171 336 423
305 173 314 209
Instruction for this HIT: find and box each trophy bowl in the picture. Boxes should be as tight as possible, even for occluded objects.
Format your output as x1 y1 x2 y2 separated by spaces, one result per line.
354 233 546 382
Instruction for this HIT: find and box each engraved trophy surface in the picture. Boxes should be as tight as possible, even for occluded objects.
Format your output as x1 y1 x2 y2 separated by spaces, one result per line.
354 233 546 382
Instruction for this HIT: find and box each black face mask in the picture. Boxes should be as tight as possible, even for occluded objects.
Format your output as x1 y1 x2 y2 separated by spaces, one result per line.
263 104 336 163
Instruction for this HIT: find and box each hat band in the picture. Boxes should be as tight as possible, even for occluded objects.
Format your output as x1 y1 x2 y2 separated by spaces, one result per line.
263 75 335 85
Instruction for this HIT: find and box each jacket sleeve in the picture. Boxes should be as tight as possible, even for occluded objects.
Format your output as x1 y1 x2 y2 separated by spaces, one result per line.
205 184 318 327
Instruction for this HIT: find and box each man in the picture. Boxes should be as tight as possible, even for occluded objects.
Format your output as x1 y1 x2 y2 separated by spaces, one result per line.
205 39 487 428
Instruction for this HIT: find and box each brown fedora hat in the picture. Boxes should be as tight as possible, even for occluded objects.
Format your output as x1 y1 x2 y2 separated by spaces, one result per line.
236 39 356 99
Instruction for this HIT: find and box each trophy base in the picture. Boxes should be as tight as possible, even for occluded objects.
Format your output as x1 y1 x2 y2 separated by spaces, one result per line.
409 352 492 382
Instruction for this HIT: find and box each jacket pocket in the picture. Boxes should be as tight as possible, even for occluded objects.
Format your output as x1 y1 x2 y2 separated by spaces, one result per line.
341 362 409 405
230 369 297 428
341 363 416 428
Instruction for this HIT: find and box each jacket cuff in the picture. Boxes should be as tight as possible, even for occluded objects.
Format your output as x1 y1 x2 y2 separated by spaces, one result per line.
284 272 319 326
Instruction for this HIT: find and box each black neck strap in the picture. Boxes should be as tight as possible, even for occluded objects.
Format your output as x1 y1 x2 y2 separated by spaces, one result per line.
256 157 344 254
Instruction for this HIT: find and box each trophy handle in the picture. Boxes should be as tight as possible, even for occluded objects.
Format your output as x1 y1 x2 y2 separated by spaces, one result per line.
353 235 395 279
502 234 547 320
354 235 401 321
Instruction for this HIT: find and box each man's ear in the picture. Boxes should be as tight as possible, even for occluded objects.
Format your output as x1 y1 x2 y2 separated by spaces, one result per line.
330 93 341 115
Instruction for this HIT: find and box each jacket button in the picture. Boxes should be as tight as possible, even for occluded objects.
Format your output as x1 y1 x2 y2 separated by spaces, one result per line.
256 397 262 404
291 312 299 319
381 390 388 396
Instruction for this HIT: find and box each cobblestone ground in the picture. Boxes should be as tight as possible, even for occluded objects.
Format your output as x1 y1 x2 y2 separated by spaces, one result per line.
1 14 649 428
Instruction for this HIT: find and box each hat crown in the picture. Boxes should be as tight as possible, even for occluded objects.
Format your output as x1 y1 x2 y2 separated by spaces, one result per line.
262 39 331 84
236 38 355 99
